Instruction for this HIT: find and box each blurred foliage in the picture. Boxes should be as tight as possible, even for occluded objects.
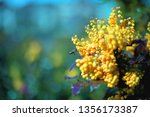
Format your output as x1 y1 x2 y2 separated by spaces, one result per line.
0 0 150 99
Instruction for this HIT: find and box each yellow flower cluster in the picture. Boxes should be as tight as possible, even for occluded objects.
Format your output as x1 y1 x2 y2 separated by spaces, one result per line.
73 36 119 88
125 44 137 56
108 88 134 100
145 22 150 51
72 7 137 88
147 22 150 32
107 7 135 51
108 94 126 100
123 71 142 88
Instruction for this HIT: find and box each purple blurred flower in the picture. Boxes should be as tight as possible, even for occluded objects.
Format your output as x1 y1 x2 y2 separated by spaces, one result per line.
71 82 83 96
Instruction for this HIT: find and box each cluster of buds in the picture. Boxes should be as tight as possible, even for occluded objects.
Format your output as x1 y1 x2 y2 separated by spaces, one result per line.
108 88 134 100
145 22 150 51
123 71 142 88
69 7 150 99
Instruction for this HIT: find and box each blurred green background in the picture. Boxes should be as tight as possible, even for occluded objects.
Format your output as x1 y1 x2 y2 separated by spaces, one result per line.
0 0 150 99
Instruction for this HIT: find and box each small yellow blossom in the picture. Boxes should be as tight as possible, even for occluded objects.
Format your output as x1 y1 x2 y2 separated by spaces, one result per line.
145 22 150 51
123 71 142 88
125 44 137 56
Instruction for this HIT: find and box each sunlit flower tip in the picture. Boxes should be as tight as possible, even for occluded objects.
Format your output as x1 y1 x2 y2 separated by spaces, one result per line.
117 10 122 14
118 14 122 19
75 59 81 66
109 13 117 26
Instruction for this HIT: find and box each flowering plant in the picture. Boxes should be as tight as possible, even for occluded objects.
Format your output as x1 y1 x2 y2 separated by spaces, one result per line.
66 7 150 99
